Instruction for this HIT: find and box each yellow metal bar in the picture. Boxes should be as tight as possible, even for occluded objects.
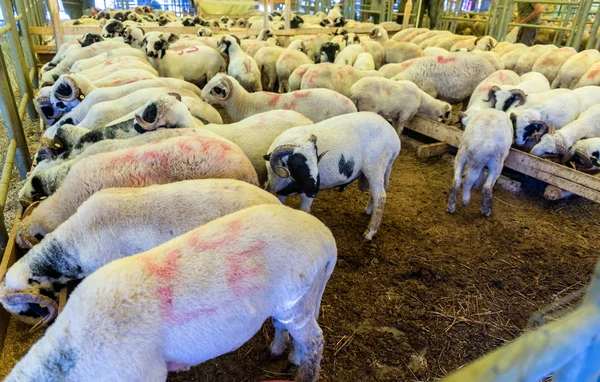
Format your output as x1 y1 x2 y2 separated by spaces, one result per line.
0 139 17 247
14 14 23 22
0 24 11 38
18 93 29 121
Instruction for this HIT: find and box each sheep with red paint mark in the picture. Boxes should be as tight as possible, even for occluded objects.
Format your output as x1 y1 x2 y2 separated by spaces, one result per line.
218 35 262 92
71 55 157 81
485 72 551 112
142 33 226 87
551 49 600 89
349 77 451 134
391 52 495 103
276 48 314 92
16 134 258 243
4 179 281 325
466 70 521 112
201 73 356 123
265 112 400 240
531 47 577 83
299 63 382 96
5 204 335 382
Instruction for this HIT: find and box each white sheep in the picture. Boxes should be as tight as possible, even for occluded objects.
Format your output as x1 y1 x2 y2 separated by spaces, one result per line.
551 49 600 89
72 56 157 81
410 30 451 45
288 63 314 91
16 134 258 242
353 52 375 71
218 35 262 92
423 47 450 56
299 63 382 96
530 104 600 159
7 179 280 304
433 35 475 50
360 40 386 69
513 44 557 75
574 61 600 88
5 204 335 382
471 50 504 71
392 27 429 42
369 26 423 63
378 61 414 78
567 138 600 171
447 108 512 216
201 73 356 122
487 71 551 112
573 86 600 110
349 77 451 134
333 44 365 66
449 36 498 52
467 70 521 111
254 46 287 91
265 112 400 240
69 48 148 73
511 92 582 146
276 49 314 92
143 33 226 87
532 46 577 83
392 53 495 103
501 45 529 71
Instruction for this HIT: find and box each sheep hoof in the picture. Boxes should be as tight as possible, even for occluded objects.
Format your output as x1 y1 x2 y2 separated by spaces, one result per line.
363 230 375 241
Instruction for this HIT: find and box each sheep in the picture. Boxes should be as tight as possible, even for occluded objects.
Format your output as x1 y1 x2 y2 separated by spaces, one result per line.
47 76 203 130
573 86 600 110
471 50 504 71
275 49 314 92
423 47 450 56
353 52 375 71
501 45 529 71
69 48 147 73
197 26 213 36
7 179 281 319
265 112 400 240
245 38 279 58
319 42 341 64
513 45 557 75
410 30 451 45
485 72 551 112
530 104 600 159
288 63 313 91
143 32 226 87
299 63 382 96
511 92 582 146
392 53 495 103
349 77 452 134
35 87 65 126
369 26 423 63
392 27 429 42
202 73 356 122
467 70 521 110
446 108 512 217
16 134 258 243
433 35 474 50
532 47 577 83
333 44 365 66
552 49 600 89
4 204 335 382
360 41 385 69
574 61 600 88
567 138 600 171
449 36 498 52
378 61 414 79
73 58 158 83
218 35 262 92
254 46 288 91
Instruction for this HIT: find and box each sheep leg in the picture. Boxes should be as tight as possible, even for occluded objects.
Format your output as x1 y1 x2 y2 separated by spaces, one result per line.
481 159 503 217
287 318 324 382
447 148 467 214
270 318 290 359
462 162 485 207
392 116 407 135
363 178 386 240
299 194 314 213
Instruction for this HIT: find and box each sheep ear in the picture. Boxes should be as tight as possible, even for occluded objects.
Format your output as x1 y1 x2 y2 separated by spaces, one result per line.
309 134 317 144
334 43 340 51
167 33 179 43
168 92 182 101
263 153 271 160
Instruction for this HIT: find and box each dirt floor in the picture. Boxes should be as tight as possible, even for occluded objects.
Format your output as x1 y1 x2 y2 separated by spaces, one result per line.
1 144 598 381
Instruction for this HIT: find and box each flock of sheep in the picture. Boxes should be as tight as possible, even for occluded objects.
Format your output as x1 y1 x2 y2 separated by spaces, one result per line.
2 5 600 381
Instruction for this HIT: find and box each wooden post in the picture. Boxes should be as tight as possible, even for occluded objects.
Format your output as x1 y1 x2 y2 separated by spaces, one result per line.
263 0 268 27
48 0 63 49
403 0 413 28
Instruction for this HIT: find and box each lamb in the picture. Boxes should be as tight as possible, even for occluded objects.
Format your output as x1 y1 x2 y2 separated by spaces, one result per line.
392 53 495 103
567 138 600 171
513 44 557 75
7 179 281 316
551 49 600 89
446 108 512 216
143 33 226 87
369 26 423 63
530 104 600 159
276 49 314 92
353 52 375 70
466 70 521 110
532 46 577 83
299 63 382 96
265 112 400 240
511 92 582 146
218 35 262 92
16 134 258 242
201 73 356 122
4 204 335 382
349 77 451 134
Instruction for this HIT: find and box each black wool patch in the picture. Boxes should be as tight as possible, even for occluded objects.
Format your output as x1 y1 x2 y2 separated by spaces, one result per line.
338 154 355 178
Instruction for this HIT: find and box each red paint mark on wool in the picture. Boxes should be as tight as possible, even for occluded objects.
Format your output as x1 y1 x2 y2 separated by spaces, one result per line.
587 68 600 78
226 240 267 297
283 101 296 110
293 90 311 98
335 71 344 82
437 56 457 64
177 46 199 56
140 150 170 168
112 76 140 85
243 61 251 74
267 92 282 106
401 60 414 68
188 220 242 252
304 71 320 86
141 249 181 321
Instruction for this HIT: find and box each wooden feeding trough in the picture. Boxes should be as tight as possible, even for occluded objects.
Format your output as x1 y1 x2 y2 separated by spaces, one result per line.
404 116 600 203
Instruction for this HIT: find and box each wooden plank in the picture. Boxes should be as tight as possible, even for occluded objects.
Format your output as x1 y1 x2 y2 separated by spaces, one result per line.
405 115 600 203
47 0 63 47
0 210 22 352
417 142 450 158
33 45 57 54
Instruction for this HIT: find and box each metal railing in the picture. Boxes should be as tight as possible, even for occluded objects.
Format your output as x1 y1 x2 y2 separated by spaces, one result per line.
0 0 37 250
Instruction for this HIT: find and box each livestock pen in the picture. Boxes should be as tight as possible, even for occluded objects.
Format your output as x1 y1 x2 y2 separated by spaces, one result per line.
0 1 600 381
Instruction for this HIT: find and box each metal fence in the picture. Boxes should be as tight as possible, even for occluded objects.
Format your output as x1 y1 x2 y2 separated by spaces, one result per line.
0 0 37 250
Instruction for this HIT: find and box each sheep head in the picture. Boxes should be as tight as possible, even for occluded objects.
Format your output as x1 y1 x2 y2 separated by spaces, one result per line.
343 33 360 46
101 19 124 38
79 33 103 47
201 73 236 104
124 26 145 48
52 75 81 108
143 32 179 59
257 28 275 41
264 135 328 198
320 42 340 63
0 279 59 328
236 18 247 28
571 149 600 170
218 35 241 55
369 27 385 40
134 93 196 132
514 113 549 146
197 27 213 37
483 85 500 108
530 130 565 158
501 89 527 112
34 91 64 126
